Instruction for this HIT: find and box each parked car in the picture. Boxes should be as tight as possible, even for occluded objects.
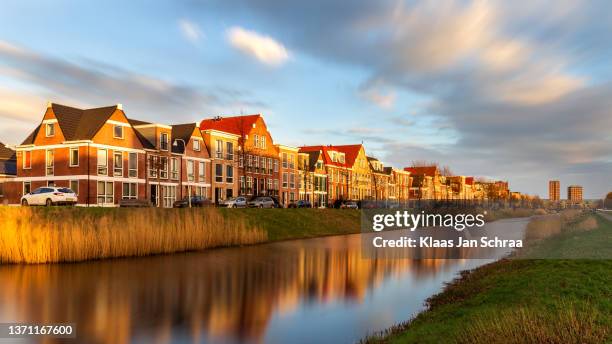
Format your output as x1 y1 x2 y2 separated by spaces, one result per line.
289 200 312 208
340 201 359 209
248 196 276 208
221 196 248 208
173 196 212 208
21 187 77 206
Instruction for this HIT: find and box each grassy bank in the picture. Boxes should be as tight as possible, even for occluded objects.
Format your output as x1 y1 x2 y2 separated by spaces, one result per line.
365 212 612 343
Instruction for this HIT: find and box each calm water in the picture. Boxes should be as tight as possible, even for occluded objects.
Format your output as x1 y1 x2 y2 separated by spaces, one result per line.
0 218 529 344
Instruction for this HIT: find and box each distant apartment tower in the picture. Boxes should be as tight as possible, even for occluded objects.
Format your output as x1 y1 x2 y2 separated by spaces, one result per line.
567 185 583 202
548 180 560 201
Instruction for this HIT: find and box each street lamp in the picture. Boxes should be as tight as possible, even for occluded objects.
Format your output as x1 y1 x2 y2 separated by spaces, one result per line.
173 139 191 208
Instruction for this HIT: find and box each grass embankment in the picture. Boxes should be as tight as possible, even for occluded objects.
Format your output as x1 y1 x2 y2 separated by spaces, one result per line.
0 207 361 264
365 211 612 344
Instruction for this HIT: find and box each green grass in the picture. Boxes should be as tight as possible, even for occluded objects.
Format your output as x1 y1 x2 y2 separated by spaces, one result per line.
217 208 361 241
365 213 612 343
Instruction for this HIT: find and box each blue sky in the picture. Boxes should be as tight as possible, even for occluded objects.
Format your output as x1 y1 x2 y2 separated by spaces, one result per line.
0 0 610 198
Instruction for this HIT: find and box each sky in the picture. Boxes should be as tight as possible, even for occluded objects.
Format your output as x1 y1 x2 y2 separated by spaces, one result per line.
0 0 610 199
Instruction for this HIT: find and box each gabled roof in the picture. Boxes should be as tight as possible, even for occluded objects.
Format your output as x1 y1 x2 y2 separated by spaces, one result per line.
199 114 261 136
300 144 364 168
171 123 198 154
404 166 439 177
333 144 363 167
21 103 119 144
300 145 348 168
0 142 16 161
304 151 324 172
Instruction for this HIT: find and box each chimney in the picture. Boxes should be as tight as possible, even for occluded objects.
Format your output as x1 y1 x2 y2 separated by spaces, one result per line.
116 103 123 110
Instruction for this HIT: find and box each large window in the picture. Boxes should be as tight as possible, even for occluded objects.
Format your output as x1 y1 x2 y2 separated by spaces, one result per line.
97 149 108 175
226 142 234 160
282 152 288 168
282 172 288 188
114 125 124 139
69 148 79 167
240 176 245 189
160 133 169 151
162 185 176 208
70 180 79 195
170 158 179 180
45 123 55 137
128 152 137 178
97 181 113 205
114 152 123 176
22 151 31 169
289 154 294 169
148 156 157 178
268 158 273 174
226 165 233 183
199 161 205 182
215 140 223 158
122 182 137 199
187 160 195 182
160 157 168 179
274 160 278 172
215 164 223 183
46 150 54 176
289 173 295 188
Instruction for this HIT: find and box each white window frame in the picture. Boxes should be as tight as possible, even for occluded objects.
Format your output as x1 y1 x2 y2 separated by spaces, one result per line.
45 149 54 176
160 133 169 151
97 181 114 205
226 165 233 183
193 139 201 151
113 151 123 176
122 182 137 200
128 152 138 178
215 140 223 159
198 161 205 182
160 156 168 179
113 125 124 139
45 123 55 137
23 181 31 195
69 147 79 167
22 151 31 169
215 163 223 183
226 142 234 160
187 160 195 182
98 149 108 175
170 157 179 180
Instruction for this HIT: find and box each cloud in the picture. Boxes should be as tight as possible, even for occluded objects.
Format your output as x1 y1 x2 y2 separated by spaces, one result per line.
0 40 266 140
226 26 289 66
178 19 204 44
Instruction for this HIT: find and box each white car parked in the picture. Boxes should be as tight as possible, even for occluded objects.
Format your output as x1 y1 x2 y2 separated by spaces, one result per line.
21 187 78 206
222 196 248 208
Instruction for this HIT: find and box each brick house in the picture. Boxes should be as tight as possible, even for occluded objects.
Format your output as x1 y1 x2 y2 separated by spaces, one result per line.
199 128 239 203
200 115 280 199
334 144 371 200
171 123 212 200
404 166 441 200
12 103 148 206
368 156 389 200
0 142 16 204
297 150 328 207
299 145 352 205
276 144 299 207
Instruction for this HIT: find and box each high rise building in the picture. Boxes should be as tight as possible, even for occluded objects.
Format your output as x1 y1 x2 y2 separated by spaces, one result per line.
567 185 583 203
548 180 560 201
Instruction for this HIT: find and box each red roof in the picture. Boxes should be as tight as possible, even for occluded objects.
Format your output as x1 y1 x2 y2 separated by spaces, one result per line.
199 114 261 136
300 144 364 168
403 166 439 177
465 177 474 185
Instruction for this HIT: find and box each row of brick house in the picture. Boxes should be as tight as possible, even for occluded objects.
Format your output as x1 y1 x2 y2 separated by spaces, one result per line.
0 102 516 207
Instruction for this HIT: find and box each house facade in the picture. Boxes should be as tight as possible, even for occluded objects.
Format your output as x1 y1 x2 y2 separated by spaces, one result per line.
276 144 299 206
0 143 16 204
299 145 350 205
171 123 212 201
200 128 239 203
297 150 328 207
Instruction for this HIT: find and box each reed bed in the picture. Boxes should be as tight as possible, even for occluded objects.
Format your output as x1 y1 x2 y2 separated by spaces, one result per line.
0 207 267 264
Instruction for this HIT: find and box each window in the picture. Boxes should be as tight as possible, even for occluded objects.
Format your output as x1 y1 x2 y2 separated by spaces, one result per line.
170 158 179 180
114 125 124 139
267 178 272 190
160 133 169 151
226 165 233 183
114 152 123 176
122 182 137 199
268 158 273 173
247 154 252 167
160 157 168 179
148 156 157 178
162 185 176 208
254 134 259 148
45 123 55 137
274 160 279 172
97 149 108 175
22 151 31 169
70 180 79 195
193 139 201 151
282 152 288 168
254 156 259 169
274 179 279 191
239 154 244 167
199 161 205 182
68 147 79 167
129 152 137 178
215 164 223 183
290 173 295 188
289 154 294 169
46 150 54 176
97 181 113 205
216 140 223 158
282 172 288 188
23 182 31 195
226 142 234 160
262 137 266 149
247 176 253 189
187 160 195 182
240 176 246 189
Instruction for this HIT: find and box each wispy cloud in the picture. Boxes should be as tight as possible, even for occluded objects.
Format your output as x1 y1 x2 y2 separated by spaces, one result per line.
226 26 289 66
178 19 204 44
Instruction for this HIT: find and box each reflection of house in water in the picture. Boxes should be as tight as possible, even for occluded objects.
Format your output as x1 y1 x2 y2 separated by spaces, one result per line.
0 235 467 344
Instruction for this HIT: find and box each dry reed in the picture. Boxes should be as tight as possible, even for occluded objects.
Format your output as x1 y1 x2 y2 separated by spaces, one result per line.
0 207 267 264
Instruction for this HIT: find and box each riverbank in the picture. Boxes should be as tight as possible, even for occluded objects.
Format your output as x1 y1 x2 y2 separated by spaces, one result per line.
364 211 612 343
0 206 535 264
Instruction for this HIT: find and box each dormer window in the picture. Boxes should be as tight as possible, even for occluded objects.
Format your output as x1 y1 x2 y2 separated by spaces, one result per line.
193 139 201 151
114 125 124 139
45 123 55 137
160 133 169 151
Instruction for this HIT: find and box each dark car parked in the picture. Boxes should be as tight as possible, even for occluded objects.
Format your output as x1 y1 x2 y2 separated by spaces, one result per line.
173 196 213 208
289 200 312 208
